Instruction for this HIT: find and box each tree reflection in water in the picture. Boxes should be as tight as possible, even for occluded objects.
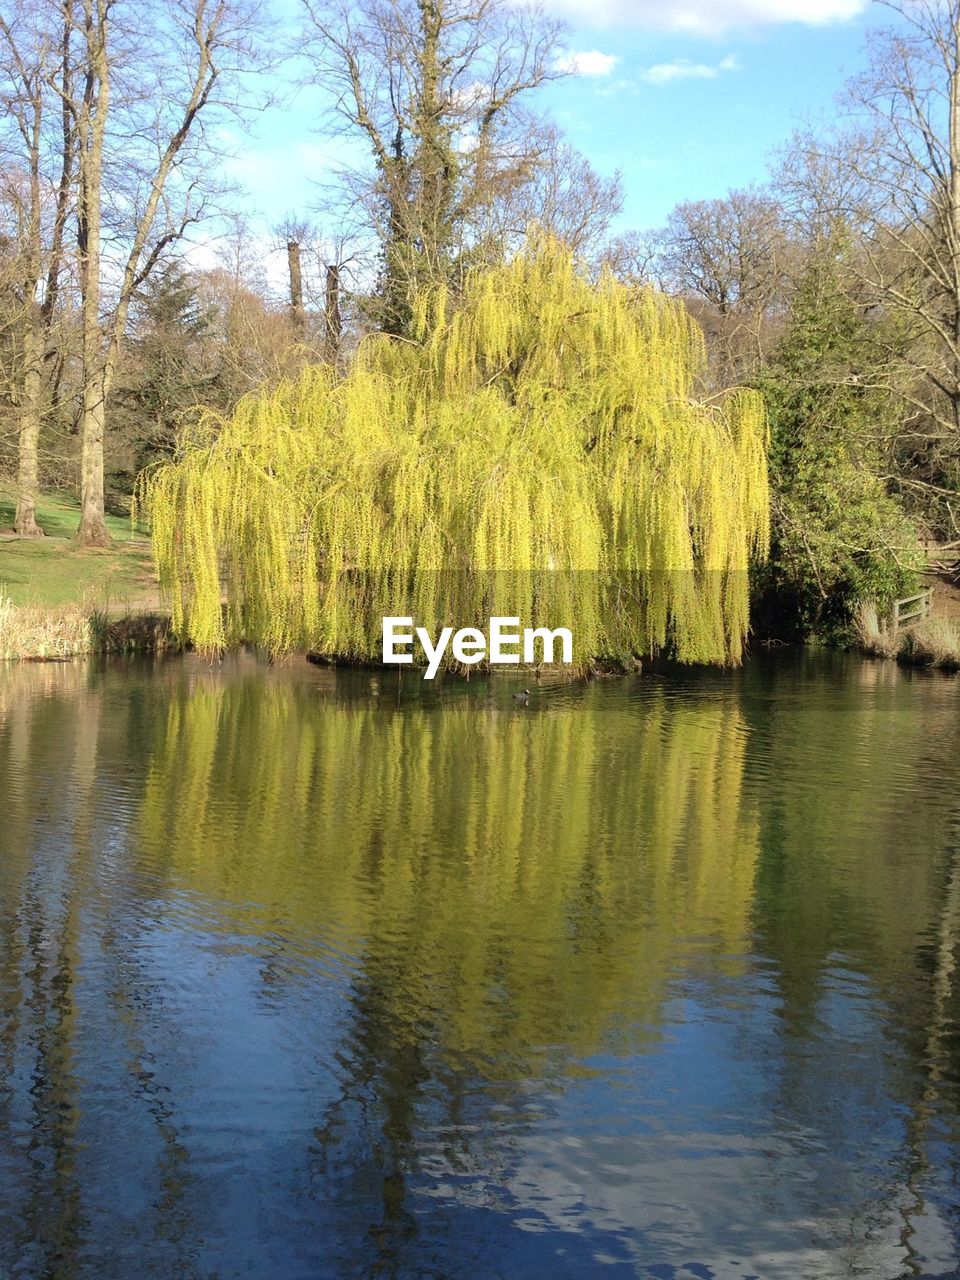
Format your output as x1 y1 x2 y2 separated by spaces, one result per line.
0 654 957 1278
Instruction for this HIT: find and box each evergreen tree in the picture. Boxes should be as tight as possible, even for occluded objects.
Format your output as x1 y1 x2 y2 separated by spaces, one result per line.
112 263 217 489
755 244 921 639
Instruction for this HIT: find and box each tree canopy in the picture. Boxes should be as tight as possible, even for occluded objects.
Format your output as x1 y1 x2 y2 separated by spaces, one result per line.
140 238 769 668
754 240 922 638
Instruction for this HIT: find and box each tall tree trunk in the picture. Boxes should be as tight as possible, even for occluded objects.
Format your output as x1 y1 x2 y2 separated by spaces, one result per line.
287 239 306 338
14 323 44 538
75 0 110 549
77 366 110 547
9 20 48 539
950 20 960 437
325 263 341 360
76 215 111 547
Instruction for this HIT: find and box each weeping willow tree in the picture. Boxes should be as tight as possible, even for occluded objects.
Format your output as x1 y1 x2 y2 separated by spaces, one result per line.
139 237 769 666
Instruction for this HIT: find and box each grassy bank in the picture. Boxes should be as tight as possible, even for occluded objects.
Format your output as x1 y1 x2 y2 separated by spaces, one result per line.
0 488 158 608
0 488 172 660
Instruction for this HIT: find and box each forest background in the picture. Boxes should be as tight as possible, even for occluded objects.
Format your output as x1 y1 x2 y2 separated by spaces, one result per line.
2 0 959 645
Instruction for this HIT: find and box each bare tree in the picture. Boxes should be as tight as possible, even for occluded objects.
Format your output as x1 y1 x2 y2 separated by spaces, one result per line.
195 220 315 404
654 188 792 384
829 0 960 532
302 0 567 333
0 0 74 537
62 0 265 546
773 126 873 249
477 121 623 258
600 229 662 286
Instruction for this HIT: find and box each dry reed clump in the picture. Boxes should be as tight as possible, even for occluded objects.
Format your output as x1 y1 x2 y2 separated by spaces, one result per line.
0 593 179 661
0 592 93 660
855 599 960 671
898 617 960 670
853 600 898 659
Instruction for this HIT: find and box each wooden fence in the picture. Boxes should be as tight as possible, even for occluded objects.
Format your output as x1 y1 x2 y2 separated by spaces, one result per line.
892 587 934 631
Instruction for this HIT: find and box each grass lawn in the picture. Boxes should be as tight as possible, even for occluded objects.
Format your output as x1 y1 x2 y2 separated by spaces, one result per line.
0 488 160 609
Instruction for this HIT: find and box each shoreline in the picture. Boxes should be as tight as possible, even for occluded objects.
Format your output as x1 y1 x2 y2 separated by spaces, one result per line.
1 600 957 675
0 598 179 662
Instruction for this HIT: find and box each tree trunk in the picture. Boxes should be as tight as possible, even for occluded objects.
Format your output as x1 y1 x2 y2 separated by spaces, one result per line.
287 239 306 338
76 366 110 548
73 0 110 549
949 17 960 437
14 324 44 538
325 263 341 360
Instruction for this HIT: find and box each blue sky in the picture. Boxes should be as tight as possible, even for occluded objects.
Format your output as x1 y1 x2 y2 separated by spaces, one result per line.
539 5 874 230
212 0 880 275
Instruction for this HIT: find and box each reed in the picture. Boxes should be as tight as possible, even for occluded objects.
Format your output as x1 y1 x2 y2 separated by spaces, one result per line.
898 617 960 671
853 600 898 660
0 592 92 660
0 592 179 660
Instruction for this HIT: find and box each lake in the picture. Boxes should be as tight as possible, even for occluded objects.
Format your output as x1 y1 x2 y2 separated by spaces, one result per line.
1 652 958 1279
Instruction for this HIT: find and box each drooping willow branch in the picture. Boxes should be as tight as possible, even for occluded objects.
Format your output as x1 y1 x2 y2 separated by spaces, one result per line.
137 237 770 667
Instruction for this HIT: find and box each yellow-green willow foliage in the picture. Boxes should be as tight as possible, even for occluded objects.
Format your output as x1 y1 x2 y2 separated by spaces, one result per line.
137 665 762 1069
139 238 770 665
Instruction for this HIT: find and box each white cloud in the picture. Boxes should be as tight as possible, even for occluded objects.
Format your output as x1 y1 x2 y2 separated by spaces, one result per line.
555 49 621 76
536 0 866 35
639 53 741 84
451 82 491 110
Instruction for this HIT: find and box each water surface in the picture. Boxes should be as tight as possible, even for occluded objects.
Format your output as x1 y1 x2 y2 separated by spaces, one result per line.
1 653 958 1279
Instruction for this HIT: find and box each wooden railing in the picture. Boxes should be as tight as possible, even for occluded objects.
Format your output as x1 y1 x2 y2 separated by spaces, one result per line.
892 587 934 631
